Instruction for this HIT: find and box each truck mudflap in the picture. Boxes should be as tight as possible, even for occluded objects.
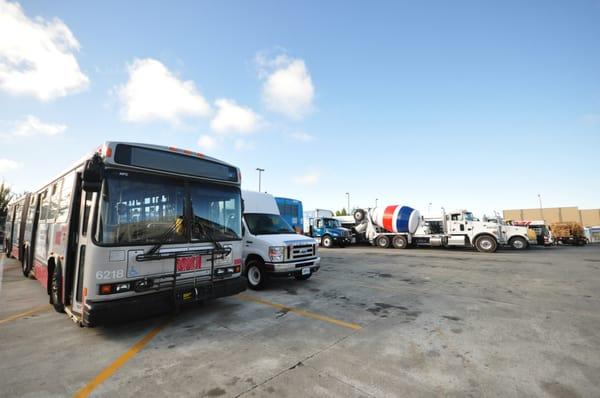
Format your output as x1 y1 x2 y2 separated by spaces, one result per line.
82 276 247 326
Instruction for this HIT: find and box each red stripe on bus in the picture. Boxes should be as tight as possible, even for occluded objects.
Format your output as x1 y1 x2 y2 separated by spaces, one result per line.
33 261 48 288
382 206 396 232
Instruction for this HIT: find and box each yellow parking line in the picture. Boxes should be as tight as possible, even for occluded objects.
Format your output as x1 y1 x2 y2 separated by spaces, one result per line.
0 305 51 326
238 293 362 331
74 319 171 398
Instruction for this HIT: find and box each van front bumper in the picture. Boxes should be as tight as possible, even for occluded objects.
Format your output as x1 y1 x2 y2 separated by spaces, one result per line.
263 257 320 277
82 276 247 326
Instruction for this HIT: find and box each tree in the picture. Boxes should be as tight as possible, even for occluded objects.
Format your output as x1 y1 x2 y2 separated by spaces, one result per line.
335 208 348 216
0 181 12 225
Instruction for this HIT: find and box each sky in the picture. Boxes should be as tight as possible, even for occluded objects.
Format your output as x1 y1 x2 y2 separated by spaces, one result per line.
0 0 599 217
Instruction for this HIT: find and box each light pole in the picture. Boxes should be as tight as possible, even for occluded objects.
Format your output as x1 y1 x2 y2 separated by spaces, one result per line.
345 192 350 215
375 198 378 208
428 202 432 214
256 168 265 192
538 194 544 220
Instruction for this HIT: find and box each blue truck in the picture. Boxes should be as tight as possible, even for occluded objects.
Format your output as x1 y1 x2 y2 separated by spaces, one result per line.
303 209 352 248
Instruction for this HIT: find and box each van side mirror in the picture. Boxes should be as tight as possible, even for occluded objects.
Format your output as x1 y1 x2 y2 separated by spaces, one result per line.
82 153 105 192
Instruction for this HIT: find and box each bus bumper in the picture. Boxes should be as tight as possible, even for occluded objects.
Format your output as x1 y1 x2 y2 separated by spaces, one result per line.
82 276 247 326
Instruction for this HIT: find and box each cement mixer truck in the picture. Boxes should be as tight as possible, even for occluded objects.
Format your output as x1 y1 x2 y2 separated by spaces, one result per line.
352 206 512 253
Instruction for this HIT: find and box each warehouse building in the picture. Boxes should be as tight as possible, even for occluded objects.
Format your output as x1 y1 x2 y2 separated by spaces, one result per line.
503 206 600 227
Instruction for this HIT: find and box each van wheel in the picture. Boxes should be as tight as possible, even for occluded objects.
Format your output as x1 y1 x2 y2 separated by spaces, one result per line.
322 235 334 248
475 235 498 253
392 235 408 249
22 248 32 277
509 237 528 250
246 260 266 290
376 235 390 248
50 265 65 313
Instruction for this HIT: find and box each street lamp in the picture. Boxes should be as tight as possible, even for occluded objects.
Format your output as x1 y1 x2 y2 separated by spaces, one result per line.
345 192 350 215
538 194 544 220
375 198 378 208
256 168 265 192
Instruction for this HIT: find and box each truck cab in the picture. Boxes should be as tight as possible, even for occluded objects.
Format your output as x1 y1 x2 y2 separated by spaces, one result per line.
309 217 352 248
242 191 320 289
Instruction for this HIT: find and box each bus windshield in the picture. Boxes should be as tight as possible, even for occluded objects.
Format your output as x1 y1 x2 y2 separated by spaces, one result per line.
244 213 295 235
96 170 241 245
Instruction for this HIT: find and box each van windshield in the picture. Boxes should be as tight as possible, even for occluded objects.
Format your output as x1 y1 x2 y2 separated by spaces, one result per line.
244 213 295 235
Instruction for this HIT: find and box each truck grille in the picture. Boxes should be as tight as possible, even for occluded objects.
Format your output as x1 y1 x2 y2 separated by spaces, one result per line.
287 244 315 260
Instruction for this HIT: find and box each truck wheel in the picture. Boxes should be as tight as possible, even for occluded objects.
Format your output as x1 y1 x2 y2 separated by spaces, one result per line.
475 235 498 253
353 209 366 222
376 235 390 248
322 235 334 248
246 259 266 290
509 237 528 250
392 235 408 249
50 264 65 313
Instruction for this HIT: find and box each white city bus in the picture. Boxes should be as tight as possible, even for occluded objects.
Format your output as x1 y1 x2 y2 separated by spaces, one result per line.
5 142 246 326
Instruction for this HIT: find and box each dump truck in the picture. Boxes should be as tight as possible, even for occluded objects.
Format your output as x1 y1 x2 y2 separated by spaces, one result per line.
550 222 587 246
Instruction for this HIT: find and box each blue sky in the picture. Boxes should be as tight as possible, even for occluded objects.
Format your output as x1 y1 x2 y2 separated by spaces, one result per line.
1 0 599 216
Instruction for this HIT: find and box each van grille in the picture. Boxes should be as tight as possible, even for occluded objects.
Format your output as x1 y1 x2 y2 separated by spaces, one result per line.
287 244 315 260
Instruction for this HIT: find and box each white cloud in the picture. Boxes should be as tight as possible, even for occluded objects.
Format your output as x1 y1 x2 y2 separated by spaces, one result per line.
0 158 21 173
290 131 315 142
234 138 255 151
117 58 211 124
9 115 66 137
197 134 218 151
0 0 89 101
293 171 319 185
210 99 261 134
257 53 315 120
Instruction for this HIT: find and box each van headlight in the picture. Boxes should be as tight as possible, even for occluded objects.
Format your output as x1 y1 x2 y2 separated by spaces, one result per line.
268 246 285 262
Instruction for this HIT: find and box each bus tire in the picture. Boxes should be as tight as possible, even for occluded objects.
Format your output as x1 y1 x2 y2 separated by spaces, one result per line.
392 235 408 249
376 235 390 248
475 235 498 253
50 264 65 313
509 237 528 250
246 259 266 290
22 247 32 277
321 235 334 248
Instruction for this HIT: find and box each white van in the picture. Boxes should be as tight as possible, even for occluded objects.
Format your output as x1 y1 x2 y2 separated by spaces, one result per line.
242 191 320 289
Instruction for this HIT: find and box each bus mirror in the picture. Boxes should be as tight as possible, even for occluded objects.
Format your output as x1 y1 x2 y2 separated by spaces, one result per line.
82 154 105 192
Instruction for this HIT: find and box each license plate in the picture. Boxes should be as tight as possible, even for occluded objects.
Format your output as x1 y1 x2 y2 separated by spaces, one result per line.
302 267 310 276
176 256 202 272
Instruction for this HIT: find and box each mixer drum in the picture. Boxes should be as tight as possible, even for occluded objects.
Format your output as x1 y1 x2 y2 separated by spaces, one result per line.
372 205 420 234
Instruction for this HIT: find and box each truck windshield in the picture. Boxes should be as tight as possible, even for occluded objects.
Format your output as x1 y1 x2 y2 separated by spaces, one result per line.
244 213 295 235
96 170 241 245
323 218 340 228
464 213 475 221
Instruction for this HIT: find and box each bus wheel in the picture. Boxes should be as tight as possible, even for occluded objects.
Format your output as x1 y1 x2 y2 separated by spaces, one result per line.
509 237 528 250
322 235 334 248
50 265 65 313
246 259 266 290
22 248 32 277
392 235 408 249
376 235 390 248
475 235 497 253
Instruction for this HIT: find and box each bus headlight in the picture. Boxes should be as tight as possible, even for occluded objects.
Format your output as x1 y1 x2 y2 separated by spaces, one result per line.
269 246 285 262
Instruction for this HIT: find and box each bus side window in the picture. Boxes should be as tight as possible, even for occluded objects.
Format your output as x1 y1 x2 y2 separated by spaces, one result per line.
81 192 92 236
56 173 74 223
39 191 49 222
48 180 62 222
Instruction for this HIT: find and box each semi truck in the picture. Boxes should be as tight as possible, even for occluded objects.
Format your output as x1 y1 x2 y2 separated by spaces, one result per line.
303 209 352 248
352 205 529 253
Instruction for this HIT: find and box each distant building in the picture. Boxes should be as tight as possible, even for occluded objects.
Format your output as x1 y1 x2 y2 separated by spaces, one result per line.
503 206 600 227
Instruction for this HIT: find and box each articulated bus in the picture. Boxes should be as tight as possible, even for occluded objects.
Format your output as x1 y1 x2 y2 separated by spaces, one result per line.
3 142 246 326
275 197 304 234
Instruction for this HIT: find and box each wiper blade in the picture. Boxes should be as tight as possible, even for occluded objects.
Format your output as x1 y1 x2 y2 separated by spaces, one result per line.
145 217 184 256
193 215 223 250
